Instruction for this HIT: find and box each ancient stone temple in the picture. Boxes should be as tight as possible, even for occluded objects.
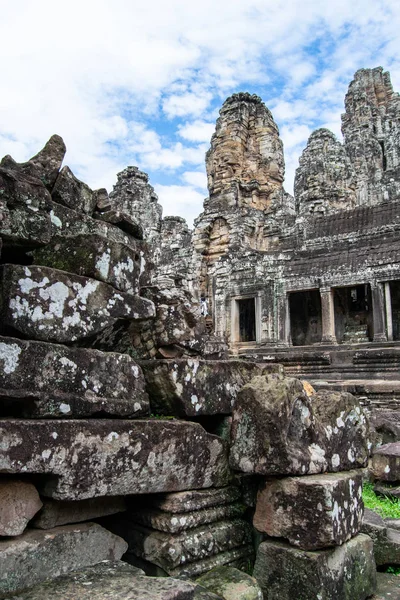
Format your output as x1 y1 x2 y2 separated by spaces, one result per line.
0 66 399 599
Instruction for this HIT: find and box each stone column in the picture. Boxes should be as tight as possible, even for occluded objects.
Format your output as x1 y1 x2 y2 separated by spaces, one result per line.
320 287 337 344
371 283 387 343
385 281 393 341
277 293 291 346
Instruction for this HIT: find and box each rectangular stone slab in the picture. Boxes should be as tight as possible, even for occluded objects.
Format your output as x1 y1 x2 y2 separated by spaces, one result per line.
140 359 279 416
129 502 246 533
0 336 149 418
0 264 155 343
144 486 241 513
253 470 364 550
31 496 126 529
33 234 141 295
8 561 207 600
0 419 230 500
0 523 127 598
168 545 255 579
105 517 253 571
0 480 42 536
372 442 400 481
253 534 376 600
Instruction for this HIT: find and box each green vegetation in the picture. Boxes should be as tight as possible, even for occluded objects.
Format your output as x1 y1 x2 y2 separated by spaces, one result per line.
362 482 400 519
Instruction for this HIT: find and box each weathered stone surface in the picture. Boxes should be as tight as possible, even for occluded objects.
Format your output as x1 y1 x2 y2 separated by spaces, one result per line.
372 442 400 481
196 566 263 600
32 496 126 529
295 128 357 216
0 480 42 536
0 523 127 598
230 375 370 476
0 265 155 343
253 470 364 550
169 546 254 579
0 202 51 247
33 234 141 294
370 410 400 446
0 419 230 499
9 561 218 600
52 165 96 214
93 208 144 239
206 93 285 208
140 359 274 416
361 508 400 566
342 67 400 206
144 486 241 513
373 572 400 600
253 534 376 600
0 336 149 418
18 134 66 190
129 502 246 534
374 482 400 500
108 166 162 242
105 518 252 572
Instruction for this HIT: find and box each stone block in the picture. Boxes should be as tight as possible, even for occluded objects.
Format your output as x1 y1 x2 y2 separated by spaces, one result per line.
105 517 252 572
93 208 144 239
0 480 42 536
33 234 141 294
144 487 241 513
361 508 400 566
128 502 245 534
373 572 400 600
0 419 230 500
0 523 127 598
374 482 400 500
196 566 263 600
253 534 376 600
167 546 255 579
0 265 155 343
8 561 217 600
253 470 364 550
372 442 400 481
32 496 126 529
140 359 275 416
0 336 149 418
0 203 52 247
52 165 96 214
230 375 370 476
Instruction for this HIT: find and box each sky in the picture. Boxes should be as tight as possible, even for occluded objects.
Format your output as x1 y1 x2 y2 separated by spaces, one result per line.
0 0 399 227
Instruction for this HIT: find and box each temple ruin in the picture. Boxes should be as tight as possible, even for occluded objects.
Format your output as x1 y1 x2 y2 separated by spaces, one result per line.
0 66 399 599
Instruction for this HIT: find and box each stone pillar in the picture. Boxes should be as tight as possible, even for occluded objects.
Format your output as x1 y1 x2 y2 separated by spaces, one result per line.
371 283 387 343
277 293 291 346
385 281 393 341
320 287 337 344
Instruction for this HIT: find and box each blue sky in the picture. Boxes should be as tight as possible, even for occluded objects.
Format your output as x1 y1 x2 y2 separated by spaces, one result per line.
1 0 399 226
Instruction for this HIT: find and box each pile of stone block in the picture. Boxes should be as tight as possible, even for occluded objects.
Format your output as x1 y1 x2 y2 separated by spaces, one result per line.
103 486 254 578
229 374 377 600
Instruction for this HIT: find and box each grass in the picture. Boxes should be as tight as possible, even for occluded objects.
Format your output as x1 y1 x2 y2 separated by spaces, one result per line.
362 482 400 520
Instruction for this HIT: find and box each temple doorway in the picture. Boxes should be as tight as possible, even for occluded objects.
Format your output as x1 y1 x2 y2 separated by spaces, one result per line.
237 298 256 342
333 284 372 344
289 290 322 346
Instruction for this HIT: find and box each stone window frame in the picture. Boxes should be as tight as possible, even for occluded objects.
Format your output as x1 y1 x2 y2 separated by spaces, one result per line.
230 292 262 344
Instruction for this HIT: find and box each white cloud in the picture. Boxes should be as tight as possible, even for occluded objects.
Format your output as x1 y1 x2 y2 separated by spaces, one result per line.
181 170 208 190
154 184 206 227
178 120 216 143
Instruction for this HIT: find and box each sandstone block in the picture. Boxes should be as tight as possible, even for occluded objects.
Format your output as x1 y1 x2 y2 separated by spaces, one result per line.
374 572 400 600
361 508 400 566
168 546 254 579
253 534 376 600
52 165 96 214
94 208 144 239
105 517 252 572
0 419 230 499
32 496 126 529
0 202 52 247
0 265 155 343
145 487 241 513
0 480 42 536
140 359 274 417
0 523 127 598
230 375 370 476
33 234 141 294
8 561 218 600
0 336 149 418
196 566 263 600
253 470 364 550
12 134 66 190
372 442 400 481
129 502 245 534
